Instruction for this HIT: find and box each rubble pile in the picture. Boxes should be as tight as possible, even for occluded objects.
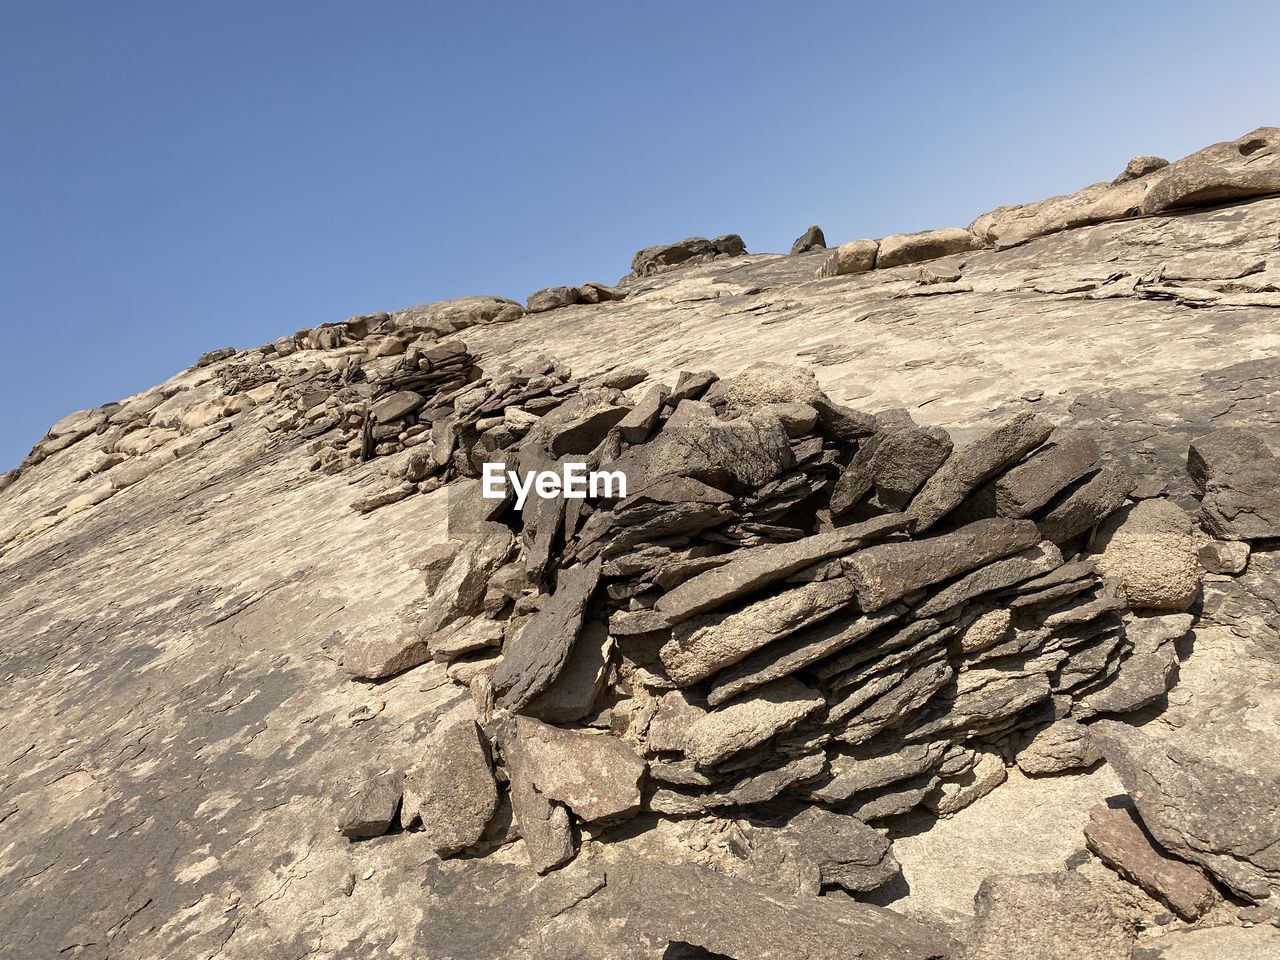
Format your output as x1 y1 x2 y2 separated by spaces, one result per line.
339 359 1227 901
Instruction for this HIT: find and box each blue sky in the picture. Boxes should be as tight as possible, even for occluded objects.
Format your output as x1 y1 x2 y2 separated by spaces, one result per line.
3 1 1278 470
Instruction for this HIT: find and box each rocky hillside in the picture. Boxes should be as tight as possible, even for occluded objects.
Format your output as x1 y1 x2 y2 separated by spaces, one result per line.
1 127 1279 960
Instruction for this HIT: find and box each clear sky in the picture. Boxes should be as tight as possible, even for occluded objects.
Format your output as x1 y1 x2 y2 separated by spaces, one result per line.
3 1 1278 470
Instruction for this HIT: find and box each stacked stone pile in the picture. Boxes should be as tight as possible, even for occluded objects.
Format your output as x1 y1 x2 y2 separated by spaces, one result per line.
337 359 1259 912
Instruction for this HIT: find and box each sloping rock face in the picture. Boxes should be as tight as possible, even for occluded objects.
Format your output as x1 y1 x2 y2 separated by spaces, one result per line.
2 127 1280 960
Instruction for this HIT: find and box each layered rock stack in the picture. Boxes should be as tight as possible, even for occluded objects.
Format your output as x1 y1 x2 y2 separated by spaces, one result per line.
339 359 1211 892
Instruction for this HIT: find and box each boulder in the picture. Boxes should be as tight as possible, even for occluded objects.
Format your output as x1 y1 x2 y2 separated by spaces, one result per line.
514 717 645 821
875 227 986 269
494 559 602 712
338 771 403 840
1092 718 1280 902
527 286 582 313
407 715 498 857
1084 803 1218 920
392 295 524 333
342 622 432 679
816 239 879 278
704 360 826 411
1112 155 1170 184
843 518 1041 612
1187 427 1280 540
1093 500 1201 611
1198 539 1249 575
1015 718 1101 775
1130 925 1280 960
753 807 900 894
965 872 1134 960
617 408 795 492
907 413 1054 530
789 224 827 255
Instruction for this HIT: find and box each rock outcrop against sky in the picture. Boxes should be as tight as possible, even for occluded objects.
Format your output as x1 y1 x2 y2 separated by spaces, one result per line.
2 128 1280 960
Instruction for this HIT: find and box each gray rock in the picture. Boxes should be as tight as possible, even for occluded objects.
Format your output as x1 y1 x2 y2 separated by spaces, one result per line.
527 286 582 313
524 619 612 723
578 281 627 304
1079 612 1190 716
660 576 859 686
789 224 827 255
656 513 909 623
925 747 1006 816
1092 718 1280 902
1015 718 1101 775
1187 427 1280 540
342 621 432 680
338 771 403 839
408 716 498 857
494 558 602 712
805 741 946 803
501 721 576 874
604 858 958 960
1036 466 1136 544
618 408 794 492
966 872 1135 960
994 432 1100 517
1113 155 1170 184
682 677 824 766
418 522 516 637
843 518 1041 612
1084 802 1218 921
514 717 644 821
907 413 1054 530
876 227 986 269
816 239 878 278
614 383 670 442
915 540 1062 617
756 807 900 894
1198 539 1249 575
370 390 425 423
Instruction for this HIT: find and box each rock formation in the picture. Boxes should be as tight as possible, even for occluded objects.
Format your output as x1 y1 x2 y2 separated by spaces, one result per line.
3 126 1280 959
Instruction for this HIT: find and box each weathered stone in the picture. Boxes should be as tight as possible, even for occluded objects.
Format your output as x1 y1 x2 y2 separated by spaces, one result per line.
704 360 825 412
617 408 794 492
418 522 516 637
757 807 900 894
1198 539 1249 575
1131 925 1280 960
578 281 627 304
876 227 986 269
1113 155 1170 184
1084 803 1218 920
1036 466 1136 543
342 621 431 679
524 619 612 723
657 513 908 623
501 722 576 874
710 604 905 706
647 753 827 815
338 771 403 839
515 717 644 821
682 677 824 766
844 518 1040 612
392 295 523 332
789 224 827 255
371 390 425 423
660 576 858 686
806 741 946 803
1187 427 1280 540
815 239 879 278
605 858 957 960
494 558 602 712
1079 612 1190 716
1016 718 1101 775
916 540 1063 617
614 383 669 442
1092 717 1280 901
407 716 498 857
1093 500 1201 610
966 872 1134 960
994 432 1100 517
908 413 1054 530
526 285 581 313
926 747 1007 816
